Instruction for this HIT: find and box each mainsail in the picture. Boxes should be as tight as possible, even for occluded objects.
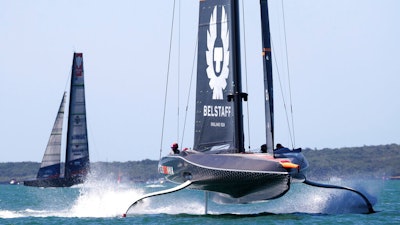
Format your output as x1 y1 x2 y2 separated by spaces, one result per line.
36 92 66 179
194 1 245 153
65 52 90 180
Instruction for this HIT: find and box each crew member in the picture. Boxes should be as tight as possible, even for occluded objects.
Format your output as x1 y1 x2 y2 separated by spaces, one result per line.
275 143 284 150
260 144 267 153
274 143 290 154
171 142 180 154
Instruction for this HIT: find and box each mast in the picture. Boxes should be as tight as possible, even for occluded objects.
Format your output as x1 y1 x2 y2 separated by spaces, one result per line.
260 0 274 152
228 0 246 153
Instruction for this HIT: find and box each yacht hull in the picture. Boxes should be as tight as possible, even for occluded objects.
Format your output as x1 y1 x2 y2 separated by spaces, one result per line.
23 177 84 188
159 151 305 203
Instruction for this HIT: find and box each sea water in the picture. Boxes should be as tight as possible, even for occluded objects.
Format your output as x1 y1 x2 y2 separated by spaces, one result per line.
0 178 399 225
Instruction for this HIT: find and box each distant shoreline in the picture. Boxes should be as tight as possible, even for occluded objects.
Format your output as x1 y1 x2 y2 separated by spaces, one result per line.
1 144 400 184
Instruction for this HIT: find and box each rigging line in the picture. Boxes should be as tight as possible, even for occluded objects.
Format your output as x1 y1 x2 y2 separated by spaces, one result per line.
241 0 251 151
271 40 294 148
64 66 72 93
159 0 177 160
280 0 296 148
180 37 198 148
177 0 181 144
180 1 200 149
60 69 71 168
61 67 72 161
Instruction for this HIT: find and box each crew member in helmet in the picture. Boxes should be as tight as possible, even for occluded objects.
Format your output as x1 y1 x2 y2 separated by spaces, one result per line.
275 143 284 150
260 144 267 153
274 143 290 154
171 142 180 154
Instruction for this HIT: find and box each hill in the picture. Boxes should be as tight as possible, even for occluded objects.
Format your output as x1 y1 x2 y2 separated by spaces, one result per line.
0 160 161 184
302 144 400 180
1 144 399 184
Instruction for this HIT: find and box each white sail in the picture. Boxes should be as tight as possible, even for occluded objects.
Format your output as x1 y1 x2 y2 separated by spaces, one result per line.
37 92 66 179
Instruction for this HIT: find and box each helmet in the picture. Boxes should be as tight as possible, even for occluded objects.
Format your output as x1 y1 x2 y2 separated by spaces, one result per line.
171 142 178 148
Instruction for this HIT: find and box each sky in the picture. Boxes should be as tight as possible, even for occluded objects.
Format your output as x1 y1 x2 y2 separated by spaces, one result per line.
1 0 399 162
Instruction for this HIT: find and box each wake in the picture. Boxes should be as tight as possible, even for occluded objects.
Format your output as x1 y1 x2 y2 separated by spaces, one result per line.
261 178 381 214
1 176 382 218
1 174 205 218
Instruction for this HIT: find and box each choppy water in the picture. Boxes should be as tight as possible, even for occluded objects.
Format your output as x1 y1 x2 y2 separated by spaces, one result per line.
0 178 399 224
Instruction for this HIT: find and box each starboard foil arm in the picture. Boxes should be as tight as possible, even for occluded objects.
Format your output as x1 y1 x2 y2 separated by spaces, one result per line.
122 180 192 217
303 179 374 213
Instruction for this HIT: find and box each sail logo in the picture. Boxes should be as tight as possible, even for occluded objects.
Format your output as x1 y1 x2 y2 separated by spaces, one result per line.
203 105 231 117
206 6 230 100
75 55 83 77
74 115 81 125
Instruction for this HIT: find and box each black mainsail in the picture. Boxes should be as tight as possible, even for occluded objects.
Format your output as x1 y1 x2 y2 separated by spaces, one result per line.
24 53 90 188
64 52 90 182
194 1 244 153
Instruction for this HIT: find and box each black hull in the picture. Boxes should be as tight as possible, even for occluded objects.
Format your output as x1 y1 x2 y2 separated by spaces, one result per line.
159 151 301 203
23 177 84 188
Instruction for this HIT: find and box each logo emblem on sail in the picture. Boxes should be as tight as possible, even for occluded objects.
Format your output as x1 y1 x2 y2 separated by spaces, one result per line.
74 115 81 125
206 6 230 100
75 55 83 77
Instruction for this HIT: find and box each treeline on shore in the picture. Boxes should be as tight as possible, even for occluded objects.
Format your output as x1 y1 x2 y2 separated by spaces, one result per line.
1 144 399 184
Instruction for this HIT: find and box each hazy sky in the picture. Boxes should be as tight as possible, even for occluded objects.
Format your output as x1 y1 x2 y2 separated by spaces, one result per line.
1 0 399 162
